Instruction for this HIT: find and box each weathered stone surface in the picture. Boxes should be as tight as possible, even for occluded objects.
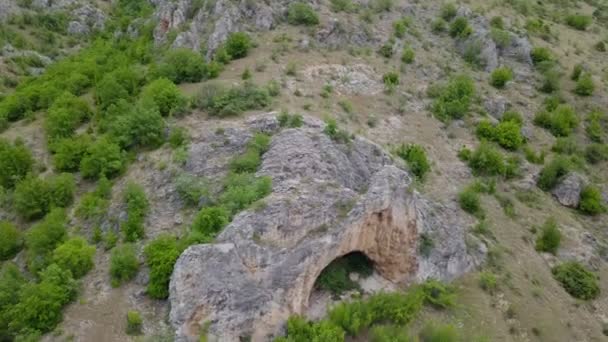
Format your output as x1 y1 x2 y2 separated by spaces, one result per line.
169 115 483 342
0 0 19 22
484 96 508 120
552 173 586 208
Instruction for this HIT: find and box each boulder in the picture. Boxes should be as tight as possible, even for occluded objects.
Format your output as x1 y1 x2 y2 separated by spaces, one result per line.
169 115 483 341
484 96 508 120
551 173 586 208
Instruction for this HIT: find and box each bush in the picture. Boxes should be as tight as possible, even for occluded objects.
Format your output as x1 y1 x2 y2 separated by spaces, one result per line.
144 234 181 299
80 137 125 179
109 244 139 287
277 112 303 128
459 186 482 217
552 137 579 155
330 0 355 12
52 134 92 172
476 120 524 150
369 324 409 342
277 316 344 342
14 173 75 220
140 78 186 117
394 144 431 180
586 111 605 143
0 138 33 189
24 209 67 274
584 143 608 164
191 206 229 238
571 63 584 81
401 47 415 64
105 101 166 149
537 157 570 191
382 72 399 92
531 47 552 65
490 67 513 88
126 311 143 335
431 75 475 122
535 218 561 254
479 271 498 293
44 92 92 144
196 82 271 117
579 185 605 215
393 18 410 38
225 32 252 59
440 3 457 21
156 49 207 83
0 221 22 261
566 14 592 31
378 41 394 58
76 176 112 223
574 73 595 96
552 262 600 300
534 104 579 137
96 74 130 109
467 143 507 177
121 182 149 242
449 17 472 38
174 174 208 207
419 323 459 342
220 173 272 215
287 2 319 26
52 237 95 278
323 118 351 144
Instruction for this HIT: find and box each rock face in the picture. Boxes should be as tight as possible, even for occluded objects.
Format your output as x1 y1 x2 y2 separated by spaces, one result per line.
552 173 586 208
169 115 483 341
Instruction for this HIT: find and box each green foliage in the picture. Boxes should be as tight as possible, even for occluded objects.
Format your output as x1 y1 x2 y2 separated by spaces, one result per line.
140 78 186 117
230 133 270 173
96 73 130 109
144 234 181 299
121 182 149 242
394 144 431 180
287 2 320 26
537 157 570 191
169 127 190 149
52 134 92 172
393 18 411 38
571 63 584 81
156 49 208 83
45 92 91 144
552 262 600 300
419 323 459 342
225 32 252 60
330 0 355 12
219 173 272 215
574 73 595 96
490 67 513 88
76 176 112 223
126 311 143 335
535 218 561 254
315 253 373 296
431 75 475 122
14 173 75 220
476 120 524 150
0 138 33 189
369 324 409 342
440 3 457 21
378 41 395 58
0 221 22 261
533 104 579 137
530 47 552 65
175 174 208 207
586 111 605 143
24 209 67 273
80 137 125 179
110 243 139 287
401 47 415 64
552 137 579 155
584 143 608 164
479 271 498 293
566 14 592 31
323 118 352 144
579 185 605 215
277 316 344 342
52 237 95 279
449 17 472 38
0 263 26 339
196 82 272 117
490 28 512 49
538 63 560 93
277 112 304 128
105 101 166 149
459 186 482 217
467 143 511 177
191 206 229 238
372 0 393 13
383 72 400 91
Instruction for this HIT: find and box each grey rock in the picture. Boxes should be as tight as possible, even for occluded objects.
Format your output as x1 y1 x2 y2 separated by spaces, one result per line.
0 0 19 22
169 115 483 341
551 173 586 208
484 96 508 120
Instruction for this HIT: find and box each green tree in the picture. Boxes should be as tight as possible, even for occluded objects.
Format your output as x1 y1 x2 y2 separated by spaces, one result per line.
96 74 130 109
110 244 139 287
0 221 22 261
52 134 92 172
579 185 605 215
121 182 149 242
535 218 561 254
140 78 186 117
52 237 96 279
106 101 166 149
225 32 252 59
80 137 125 179
156 49 207 83
24 209 68 273
191 206 229 238
44 92 91 143
144 235 181 299
287 2 320 26
0 138 33 189
552 262 600 300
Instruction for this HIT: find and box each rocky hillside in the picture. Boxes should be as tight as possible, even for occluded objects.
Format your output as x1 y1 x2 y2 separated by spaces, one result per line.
0 0 607 341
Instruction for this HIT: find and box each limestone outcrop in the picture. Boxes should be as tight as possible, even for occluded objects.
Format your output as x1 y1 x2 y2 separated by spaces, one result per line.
169 115 483 341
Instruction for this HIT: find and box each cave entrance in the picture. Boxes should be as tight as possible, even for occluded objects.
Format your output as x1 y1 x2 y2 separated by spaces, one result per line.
313 251 374 297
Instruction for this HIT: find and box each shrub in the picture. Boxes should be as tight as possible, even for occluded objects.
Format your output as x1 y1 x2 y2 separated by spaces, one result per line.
584 143 608 164
80 137 125 179
393 18 410 38
490 67 513 88
14 174 75 220
24 209 67 274
537 157 570 191
277 112 303 128
121 182 149 242
378 41 394 58
431 18 447 33
566 14 592 31
76 176 112 223
225 32 252 59
196 82 271 117
156 48 207 83
0 221 22 261
229 133 270 173
531 47 552 65
330 0 355 12
459 186 482 217
109 244 139 287
369 324 409 342
449 17 472 38
535 218 561 254
479 271 498 293
105 101 166 149
382 72 399 91
579 185 605 215
175 174 209 207
191 206 229 238
287 2 319 26
552 137 579 155
277 316 344 342
144 234 181 299
490 28 512 48
44 92 91 143
0 138 33 189
372 0 393 13
219 173 272 215
52 134 92 172
401 47 415 64
586 111 605 143
126 311 143 335
394 144 431 180
140 78 186 116
502 110 523 125
571 63 584 81
534 104 579 137
440 3 457 21
467 143 507 177
552 262 600 300
52 237 95 278
323 118 351 144
419 323 459 342
168 127 190 149
431 75 475 122
96 74 130 109
476 120 524 150
574 73 595 96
